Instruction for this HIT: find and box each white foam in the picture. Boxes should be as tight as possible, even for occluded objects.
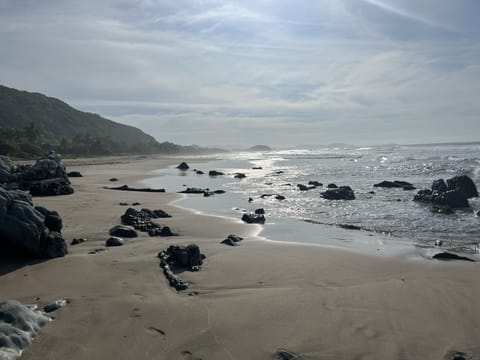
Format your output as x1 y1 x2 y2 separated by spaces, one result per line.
0 301 50 360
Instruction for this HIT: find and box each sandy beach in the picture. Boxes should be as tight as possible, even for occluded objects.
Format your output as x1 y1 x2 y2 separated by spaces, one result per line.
2 155 480 360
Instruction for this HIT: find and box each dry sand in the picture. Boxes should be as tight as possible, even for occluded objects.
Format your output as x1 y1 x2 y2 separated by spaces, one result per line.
1 155 480 360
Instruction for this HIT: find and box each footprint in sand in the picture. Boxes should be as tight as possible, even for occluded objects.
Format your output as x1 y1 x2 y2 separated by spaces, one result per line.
181 350 203 360
129 307 142 318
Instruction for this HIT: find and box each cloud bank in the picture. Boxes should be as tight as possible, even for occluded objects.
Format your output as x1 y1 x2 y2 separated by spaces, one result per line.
0 0 479 146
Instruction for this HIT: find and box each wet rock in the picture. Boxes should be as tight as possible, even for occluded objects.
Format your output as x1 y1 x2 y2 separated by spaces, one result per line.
176 162 189 170
447 175 478 198
252 166 262 170
432 179 448 193
195 170 204 175
67 171 82 177
109 225 138 238
255 208 265 214
209 170 224 176
327 183 337 188
106 236 124 247
35 206 63 232
159 226 174 237
402 184 416 190
321 186 355 200
119 202 128 206
374 180 414 189
337 224 362 230
221 234 243 246
179 187 205 194
248 197 253 202
203 189 226 197
297 184 315 191
234 173 246 179
242 213 265 224
275 195 286 201
120 207 174 237
158 243 205 283
28 178 74 196
109 177 119 182
107 185 165 192
308 180 323 187
431 205 454 215
432 252 475 262
71 238 86 245
43 299 67 313
132 202 141 206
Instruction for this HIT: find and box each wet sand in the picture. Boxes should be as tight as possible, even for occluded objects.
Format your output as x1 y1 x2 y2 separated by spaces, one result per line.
1 155 480 360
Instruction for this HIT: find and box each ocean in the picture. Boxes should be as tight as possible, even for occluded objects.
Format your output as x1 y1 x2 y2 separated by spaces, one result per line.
144 142 480 257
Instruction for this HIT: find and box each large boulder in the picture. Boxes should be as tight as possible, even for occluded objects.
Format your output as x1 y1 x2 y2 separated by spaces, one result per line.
109 225 138 238
21 150 67 181
321 186 355 200
447 175 478 198
414 175 477 210
0 155 14 183
0 188 67 258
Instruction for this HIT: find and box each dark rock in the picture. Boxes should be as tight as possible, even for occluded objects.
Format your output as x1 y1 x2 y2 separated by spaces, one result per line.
476 210 480 217
21 150 67 181
374 180 414 189
132 202 141 206
447 175 478 198
209 170 224 176
234 173 246 179
255 208 265 215
107 185 165 192
321 186 355 200
221 234 243 246
368 191 375 194
252 167 262 170
337 224 362 230
274 348 302 360
43 299 67 313
402 184 416 190
297 184 315 191
248 197 253 202
0 188 67 258
261 194 274 198
435 240 443 247
109 177 119 182
414 188 469 209
431 205 454 215
308 181 323 187
67 171 82 177
120 207 173 236
109 225 138 238
327 183 337 188
159 244 204 270
432 252 475 262
41 231 68 258
241 213 265 224
160 226 174 237
180 187 205 194
176 162 189 170
0 155 14 183
106 236 124 247
119 202 128 206
35 206 63 232
275 195 286 200
71 238 86 245
196 170 204 175
432 179 448 193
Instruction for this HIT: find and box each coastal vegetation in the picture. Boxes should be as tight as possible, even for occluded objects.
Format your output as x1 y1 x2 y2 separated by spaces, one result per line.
0 85 221 158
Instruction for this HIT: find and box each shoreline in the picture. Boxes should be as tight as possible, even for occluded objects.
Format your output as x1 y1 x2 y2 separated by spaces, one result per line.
2 154 480 360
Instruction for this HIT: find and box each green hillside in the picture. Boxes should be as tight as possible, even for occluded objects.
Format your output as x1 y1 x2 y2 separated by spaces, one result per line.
0 85 217 158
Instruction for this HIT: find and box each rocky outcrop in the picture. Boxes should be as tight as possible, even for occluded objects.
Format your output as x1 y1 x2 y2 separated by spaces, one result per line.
241 213 265 224
321 186 355 200
179 188 226 197
0 155 14 183
327 183 338 188
0 187 68 258
414 175 478 210
120 207 175 237
297 184 315 191
208 170 224 176
308 181 323 187
255 208 265 214
158 244 206 291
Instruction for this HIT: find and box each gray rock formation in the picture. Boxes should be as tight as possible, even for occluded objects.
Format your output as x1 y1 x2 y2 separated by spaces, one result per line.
0 187 67 258
321 186 356 200
109 225 138 238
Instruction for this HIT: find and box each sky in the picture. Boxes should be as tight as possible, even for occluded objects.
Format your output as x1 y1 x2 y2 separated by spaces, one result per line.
0 0 479 147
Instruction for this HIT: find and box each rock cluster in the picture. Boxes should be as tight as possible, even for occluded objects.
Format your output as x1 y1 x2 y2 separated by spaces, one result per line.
321 186 355 200
414 175 478 210
120 207 174 236
241 213 266 224
0 187 68 258
1 151 74 196
179 187 226 197
158 244 205 291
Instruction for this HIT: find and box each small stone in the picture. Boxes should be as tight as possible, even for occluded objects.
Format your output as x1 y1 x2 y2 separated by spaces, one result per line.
106 236 124 247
